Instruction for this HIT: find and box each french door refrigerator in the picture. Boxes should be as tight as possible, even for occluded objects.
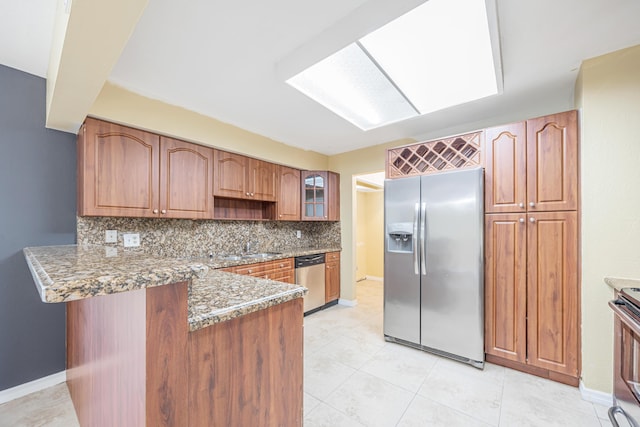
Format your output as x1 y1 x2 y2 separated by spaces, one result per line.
383 167 484 368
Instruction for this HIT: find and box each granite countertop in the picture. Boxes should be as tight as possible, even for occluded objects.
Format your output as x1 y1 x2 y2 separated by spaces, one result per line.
24 244 338 330
188 271 306 331
605 276 640 292
23 245 209 303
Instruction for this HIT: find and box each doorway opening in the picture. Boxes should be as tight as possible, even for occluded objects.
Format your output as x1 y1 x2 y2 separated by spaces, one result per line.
354 171 385 283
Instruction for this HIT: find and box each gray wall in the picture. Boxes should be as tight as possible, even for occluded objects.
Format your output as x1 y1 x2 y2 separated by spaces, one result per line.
0 65 76 390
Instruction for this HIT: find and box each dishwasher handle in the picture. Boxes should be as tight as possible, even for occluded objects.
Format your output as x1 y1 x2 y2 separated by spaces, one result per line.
295 253 326 268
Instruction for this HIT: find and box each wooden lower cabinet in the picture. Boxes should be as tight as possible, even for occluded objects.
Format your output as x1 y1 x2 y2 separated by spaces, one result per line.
67 282 303 427
221 258 295 284
325 252 340 303
484 214 527 363
188 299 303 427
485 211 579 385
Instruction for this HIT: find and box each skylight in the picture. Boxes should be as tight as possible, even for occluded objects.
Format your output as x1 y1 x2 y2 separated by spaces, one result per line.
286 0 499 130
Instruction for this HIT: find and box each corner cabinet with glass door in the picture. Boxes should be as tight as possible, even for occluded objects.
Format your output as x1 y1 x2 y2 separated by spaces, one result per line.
301 171 340 221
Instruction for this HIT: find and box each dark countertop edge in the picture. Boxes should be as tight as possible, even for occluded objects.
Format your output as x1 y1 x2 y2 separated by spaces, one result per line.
188 285 307 331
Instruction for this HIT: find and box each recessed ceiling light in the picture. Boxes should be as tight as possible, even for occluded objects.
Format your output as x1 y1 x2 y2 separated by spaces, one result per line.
286 0 500 130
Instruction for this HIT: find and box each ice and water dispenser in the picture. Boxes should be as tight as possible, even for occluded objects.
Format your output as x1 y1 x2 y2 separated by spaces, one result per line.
387 222 414 253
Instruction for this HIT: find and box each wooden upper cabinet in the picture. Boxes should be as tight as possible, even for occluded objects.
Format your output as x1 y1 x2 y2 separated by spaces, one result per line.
526 110 578 212
78 118 160 218
277 166 301 221
159 137 214 219
213 150 248 199
78 119 213 219
526 211 578 377
213 150 277 201
484 110 578 213
248 158 277 202
301 171 340 221
484 122 527 213
484 213 527 363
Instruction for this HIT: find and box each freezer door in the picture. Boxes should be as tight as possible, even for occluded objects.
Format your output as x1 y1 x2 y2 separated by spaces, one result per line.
420 168 484 362
384 176 421 345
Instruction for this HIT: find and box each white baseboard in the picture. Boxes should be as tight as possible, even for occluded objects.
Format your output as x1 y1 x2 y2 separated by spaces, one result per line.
579 380 613 407
365 276 383 282
0 371 66 404
338 298 358 307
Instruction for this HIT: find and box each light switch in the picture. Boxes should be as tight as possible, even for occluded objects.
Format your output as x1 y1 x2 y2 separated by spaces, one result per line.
105 230 118 243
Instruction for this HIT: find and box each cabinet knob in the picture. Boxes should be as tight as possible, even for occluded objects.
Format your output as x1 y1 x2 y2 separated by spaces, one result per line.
279 214 282 218
529 202 536 208
250 192 254 196
153 209 159 214
246 192 250 196
519 218 525 223
266 275 269 279
529 217 536 223
161 209 166 214
518 203 524 208
248 269 252 273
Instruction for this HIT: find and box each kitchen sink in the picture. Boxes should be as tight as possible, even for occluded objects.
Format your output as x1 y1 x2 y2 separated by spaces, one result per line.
242 252 282 259
219 255 242 261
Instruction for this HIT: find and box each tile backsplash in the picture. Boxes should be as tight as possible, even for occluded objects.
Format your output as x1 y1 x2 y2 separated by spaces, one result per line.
77 217 341 258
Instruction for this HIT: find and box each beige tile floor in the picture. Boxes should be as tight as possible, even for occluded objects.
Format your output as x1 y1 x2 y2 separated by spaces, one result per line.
0 279 613 427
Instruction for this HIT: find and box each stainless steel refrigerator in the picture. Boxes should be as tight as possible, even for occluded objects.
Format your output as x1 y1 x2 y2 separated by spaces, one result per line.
383 167 484 368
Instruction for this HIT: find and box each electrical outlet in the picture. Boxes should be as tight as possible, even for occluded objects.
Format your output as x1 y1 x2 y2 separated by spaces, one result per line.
105 230 117 243
123 233 140 248
105 247 118 257
296 230 301 238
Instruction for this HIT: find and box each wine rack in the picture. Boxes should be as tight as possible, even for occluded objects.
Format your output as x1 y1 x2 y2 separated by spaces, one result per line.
386 131 483 179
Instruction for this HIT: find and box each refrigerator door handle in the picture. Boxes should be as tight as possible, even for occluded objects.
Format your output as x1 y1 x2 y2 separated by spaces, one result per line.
413 202 419 275
420 202 427 275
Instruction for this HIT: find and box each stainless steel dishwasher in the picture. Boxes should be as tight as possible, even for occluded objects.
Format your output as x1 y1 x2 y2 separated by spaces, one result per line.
295 254 325 315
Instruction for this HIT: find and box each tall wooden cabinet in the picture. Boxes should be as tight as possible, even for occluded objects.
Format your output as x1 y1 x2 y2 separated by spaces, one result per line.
484 110 579 385
78 118 214 219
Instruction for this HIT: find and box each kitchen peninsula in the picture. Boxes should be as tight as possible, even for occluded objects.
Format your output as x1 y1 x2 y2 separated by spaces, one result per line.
23 244 313 427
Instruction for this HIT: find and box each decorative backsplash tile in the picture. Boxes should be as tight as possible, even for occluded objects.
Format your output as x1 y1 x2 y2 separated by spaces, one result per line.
77 217 341 258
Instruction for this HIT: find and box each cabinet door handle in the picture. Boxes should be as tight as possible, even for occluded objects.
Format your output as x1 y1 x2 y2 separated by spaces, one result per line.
161 209 166 214
519 218 525 223
250 192 254 196
529 202 536 208
153 209 159 214
246 192 250 196
529 217 536 223
518 203 524 208
248 269 252 273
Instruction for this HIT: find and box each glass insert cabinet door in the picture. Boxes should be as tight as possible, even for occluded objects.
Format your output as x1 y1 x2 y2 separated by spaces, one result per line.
302 171 328 220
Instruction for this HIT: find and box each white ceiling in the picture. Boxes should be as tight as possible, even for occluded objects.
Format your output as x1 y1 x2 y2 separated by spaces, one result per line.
2 0 640 155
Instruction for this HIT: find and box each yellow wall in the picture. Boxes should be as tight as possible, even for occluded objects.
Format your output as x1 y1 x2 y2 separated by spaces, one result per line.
355 190 384 279
89 83 328 170
356 191 368 281
575 44 640 393
363 191 384 278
